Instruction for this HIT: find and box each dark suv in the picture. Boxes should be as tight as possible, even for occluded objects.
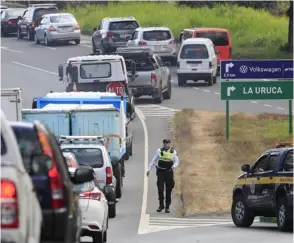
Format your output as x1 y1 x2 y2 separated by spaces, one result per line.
92 16 139 54
17 3 59 40
10 121 93 242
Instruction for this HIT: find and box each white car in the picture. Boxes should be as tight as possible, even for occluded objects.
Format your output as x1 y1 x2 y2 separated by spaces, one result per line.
1 110 42 243
60 136 118 218
69 167 109 243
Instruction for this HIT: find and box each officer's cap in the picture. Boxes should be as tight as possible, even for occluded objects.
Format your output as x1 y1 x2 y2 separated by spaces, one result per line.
163 139 171 144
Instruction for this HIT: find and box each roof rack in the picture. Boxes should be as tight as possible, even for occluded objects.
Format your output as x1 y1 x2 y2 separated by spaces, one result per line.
58 135 105 145
29 3 57 7
116 47 153 55
274 142 293 148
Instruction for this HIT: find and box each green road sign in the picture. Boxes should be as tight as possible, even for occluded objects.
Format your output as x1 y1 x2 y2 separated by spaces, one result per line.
221 80 293 100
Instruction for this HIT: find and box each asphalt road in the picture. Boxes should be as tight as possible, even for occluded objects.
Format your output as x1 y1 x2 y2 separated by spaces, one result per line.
1 35 292 243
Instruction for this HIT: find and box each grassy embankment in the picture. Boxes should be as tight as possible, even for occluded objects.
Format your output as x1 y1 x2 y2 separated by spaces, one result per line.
65 2 292 59
172 110 292 216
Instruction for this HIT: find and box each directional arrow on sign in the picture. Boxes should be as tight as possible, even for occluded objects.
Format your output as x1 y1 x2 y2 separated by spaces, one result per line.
225 62 234 73
227 86 236 96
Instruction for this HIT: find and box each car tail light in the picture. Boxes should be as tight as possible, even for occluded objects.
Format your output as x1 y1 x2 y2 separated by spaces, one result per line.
106 167 112 184
75 24 80 30
168 40 175 45
106 32 113 38
139 41 147 46
229 47 232 58
151 73 157 84
8 20 13 25
37 131 65 209
31 21 36 28
1 179 19 228
80 191 101 201
49 26 56 32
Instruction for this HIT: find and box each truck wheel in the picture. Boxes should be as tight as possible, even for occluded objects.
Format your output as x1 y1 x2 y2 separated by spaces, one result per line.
277 197 293 231
153 87 163 104
231 194 254 227
108 204 116 219
177 75 186 86
162 80 171 99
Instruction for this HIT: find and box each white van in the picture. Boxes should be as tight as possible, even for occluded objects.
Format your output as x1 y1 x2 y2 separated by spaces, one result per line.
177 38 218 86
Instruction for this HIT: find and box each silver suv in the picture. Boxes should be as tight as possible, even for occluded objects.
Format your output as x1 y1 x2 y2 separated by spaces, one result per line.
92 16 140 54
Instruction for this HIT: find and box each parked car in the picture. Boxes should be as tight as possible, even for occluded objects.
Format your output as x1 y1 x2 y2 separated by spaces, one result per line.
10 120 94 242
34 13 81 46
63 151 79 168
1 110 43 243
1 8 25 36
117 47 172 103
59 136 118 218
70 166 109 243
17 3 59 41
92 16 140 54
127 27 177 63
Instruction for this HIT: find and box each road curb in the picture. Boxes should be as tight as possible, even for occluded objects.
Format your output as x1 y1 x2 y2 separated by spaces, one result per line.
259 216 277 223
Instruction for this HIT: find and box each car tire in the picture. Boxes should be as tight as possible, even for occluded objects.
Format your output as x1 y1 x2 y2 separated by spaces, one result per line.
103 230 107 242
163 79 172 99
17 28 23 39
231 194 254 227
277 196 293 232
213 76 217 84
108 204 116 219
75 39 80 45
177 75 186 86
153 86 163 104
92 232 103 243
34 33 40 44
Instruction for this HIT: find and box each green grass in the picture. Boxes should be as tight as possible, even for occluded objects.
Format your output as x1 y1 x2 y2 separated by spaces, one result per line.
65 2 293 59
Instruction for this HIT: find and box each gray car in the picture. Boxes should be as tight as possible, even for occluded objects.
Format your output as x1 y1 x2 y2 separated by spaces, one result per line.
92 16 140 54
117 47 172 103
34 13 81 46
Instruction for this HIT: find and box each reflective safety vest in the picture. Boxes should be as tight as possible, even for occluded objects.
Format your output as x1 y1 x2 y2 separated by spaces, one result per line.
157 148 174 170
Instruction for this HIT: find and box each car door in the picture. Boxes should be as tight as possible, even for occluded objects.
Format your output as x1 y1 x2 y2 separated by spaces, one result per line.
154 55 167 88
246 154 270 209
20 9 29 33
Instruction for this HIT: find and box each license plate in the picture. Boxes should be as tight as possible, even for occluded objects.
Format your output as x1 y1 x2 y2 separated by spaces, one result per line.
154 46 161 51
188 64 201 68
60 27 71 32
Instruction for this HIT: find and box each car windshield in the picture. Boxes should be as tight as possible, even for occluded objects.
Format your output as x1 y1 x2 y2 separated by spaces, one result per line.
124 55 154 72
33 8 59 21
143 30 171 41
109 21 139 31
180 44 209 59
80 63 111 79
196 31 229 46
62 148 104 168
50 14 76 23
6 9 24 18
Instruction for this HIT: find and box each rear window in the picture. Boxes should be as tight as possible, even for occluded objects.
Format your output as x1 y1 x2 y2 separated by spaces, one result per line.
124 56 154 72
1 135 6 155
109 21 139 31
50 15 76 23
33 8 59 21
6 9 24 18
180 44 209 59
143 30 171 41
80 63 111 79
11 126 43 171
195 31 229 46
62 148 104 168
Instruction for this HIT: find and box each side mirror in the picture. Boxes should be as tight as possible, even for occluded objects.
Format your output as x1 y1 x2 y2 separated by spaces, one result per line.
164 62 171 67
30 154 52 174
131 61 136 75
58 64 63 81
93 27 97 32
72 167 94 184
241 164 251 173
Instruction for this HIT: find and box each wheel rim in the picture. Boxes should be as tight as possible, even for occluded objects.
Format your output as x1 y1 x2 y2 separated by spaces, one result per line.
235 201 245 220
279 204 286 225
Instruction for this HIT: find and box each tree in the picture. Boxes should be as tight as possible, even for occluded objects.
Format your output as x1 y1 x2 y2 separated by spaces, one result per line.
286 1 293 51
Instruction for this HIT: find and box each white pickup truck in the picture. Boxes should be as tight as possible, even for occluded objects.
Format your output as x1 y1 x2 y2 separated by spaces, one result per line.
1 110 42 243
1 88 22 121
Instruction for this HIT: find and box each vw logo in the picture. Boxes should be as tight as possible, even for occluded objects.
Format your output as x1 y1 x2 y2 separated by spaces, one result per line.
239 65 248 73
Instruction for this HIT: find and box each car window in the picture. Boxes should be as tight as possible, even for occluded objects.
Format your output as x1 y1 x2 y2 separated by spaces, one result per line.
6 9 24 18
23 10 28 18
50 14 76 23
109 21 139 31
132 31 138 40
74 180 95 194
282 150 293 172
253 155 269 173
267 154 279 171
183 30 193 40
62 148 104 168
33 8 59 21
124 56 154 72
195 31 229 46
1 135 7 155
143 30 171 41
180 44 209 59
80 63 111 79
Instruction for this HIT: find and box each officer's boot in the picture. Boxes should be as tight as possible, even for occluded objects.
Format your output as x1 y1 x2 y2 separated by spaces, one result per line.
157 202 164 212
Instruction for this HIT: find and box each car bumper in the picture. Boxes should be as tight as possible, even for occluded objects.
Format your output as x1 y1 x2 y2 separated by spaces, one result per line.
177 71 213 81
103 40 128 51
130 85 158 96
1 230 26 243
47 30 81 41
2 24 18 33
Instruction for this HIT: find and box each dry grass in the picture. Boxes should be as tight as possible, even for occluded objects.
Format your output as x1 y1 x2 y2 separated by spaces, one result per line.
172 110 292 216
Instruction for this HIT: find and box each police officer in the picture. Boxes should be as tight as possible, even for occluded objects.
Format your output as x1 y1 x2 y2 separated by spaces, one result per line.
146 139 179 213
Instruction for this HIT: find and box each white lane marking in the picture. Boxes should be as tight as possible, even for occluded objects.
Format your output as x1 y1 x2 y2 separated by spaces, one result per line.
203 89 210 92
81 45 92 48
1 46 23 53
264 104 272 108
214 92 220 95
136 107 150 235
29 43 56 50
276 107 285 110
194 87 199 90
250 101 259 104
12 61 58 76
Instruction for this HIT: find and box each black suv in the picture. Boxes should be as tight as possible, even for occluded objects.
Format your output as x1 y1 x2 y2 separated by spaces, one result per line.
17 3 59 40
10 121 94 242
92 16 140 54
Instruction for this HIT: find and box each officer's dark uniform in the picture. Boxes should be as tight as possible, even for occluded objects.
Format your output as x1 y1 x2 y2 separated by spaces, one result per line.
147 139 179 213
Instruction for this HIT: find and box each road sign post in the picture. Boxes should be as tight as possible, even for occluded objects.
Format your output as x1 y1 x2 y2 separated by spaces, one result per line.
226 100 230 140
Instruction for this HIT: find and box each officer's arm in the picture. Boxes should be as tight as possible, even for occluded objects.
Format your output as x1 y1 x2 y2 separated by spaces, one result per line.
172 150 180 169
148 151 159 172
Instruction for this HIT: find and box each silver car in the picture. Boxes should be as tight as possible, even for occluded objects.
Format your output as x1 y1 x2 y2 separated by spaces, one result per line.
127 27 178 62
34 13 80 46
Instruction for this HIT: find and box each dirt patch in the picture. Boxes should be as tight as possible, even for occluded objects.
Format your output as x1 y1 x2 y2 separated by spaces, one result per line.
171 110 292 216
